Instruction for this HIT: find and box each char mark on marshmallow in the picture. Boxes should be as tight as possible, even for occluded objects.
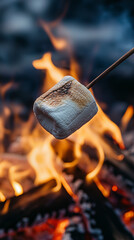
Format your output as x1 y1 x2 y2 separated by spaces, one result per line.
42 80 73 106
33 76 98 139
41 79 92 108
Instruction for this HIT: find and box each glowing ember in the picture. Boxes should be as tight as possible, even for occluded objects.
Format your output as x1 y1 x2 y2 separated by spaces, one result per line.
112 185 118 192
2 218 69 240
123 210 134 235
33 218 69 239
123 210 134 222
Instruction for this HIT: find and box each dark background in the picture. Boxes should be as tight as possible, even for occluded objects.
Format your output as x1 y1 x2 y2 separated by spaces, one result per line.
0 0 134 123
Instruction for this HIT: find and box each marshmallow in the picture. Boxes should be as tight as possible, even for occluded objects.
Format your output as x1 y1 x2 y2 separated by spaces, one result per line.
33 76 98 139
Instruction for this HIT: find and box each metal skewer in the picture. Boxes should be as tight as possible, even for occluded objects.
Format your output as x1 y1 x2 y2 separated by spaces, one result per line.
86 48 134 89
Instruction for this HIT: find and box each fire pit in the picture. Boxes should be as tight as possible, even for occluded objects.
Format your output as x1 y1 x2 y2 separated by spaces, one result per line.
0 1 134 240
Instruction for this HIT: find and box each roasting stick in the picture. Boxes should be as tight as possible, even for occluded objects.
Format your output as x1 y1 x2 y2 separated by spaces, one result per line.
86 48 134 89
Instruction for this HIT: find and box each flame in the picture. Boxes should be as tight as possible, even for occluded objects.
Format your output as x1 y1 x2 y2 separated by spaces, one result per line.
6 218 69 239
0 106 11 152
32 52 79 93
60 175 78 202
12 181 23 196
121 105 134 131
122 210 134 235
123 210 134 222
94 177 110 197
40 20 67 51
1 200 10 215
33 52 67 83
0 16 126 204
39 0 69 51
32 48 125 189
0 192 6 202
0 82 14 99
35 218 69 236
56 218 69 232
89 105 125 151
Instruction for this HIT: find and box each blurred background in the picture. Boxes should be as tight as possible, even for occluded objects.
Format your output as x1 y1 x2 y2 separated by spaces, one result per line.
0 0 134 125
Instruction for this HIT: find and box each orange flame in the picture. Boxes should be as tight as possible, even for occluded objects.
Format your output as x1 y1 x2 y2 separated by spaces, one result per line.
122 210 134 235
27 218 69 239
0 82 14 99
33 52 67 83
0 15 126 203
60 175 78 202
0 192 6 202
31 31 125 193
12 181 23 196
39 1 69 52
123 210 134 222
1 200 10 215
94 177 110 197
121 105 134 131
40 20 67 51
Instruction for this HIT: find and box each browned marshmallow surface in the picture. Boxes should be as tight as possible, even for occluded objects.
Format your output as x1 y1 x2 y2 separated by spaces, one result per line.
33 76 98 139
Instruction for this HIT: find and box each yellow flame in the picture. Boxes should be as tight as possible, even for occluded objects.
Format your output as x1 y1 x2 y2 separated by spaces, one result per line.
57 219 69 233
12 181 23 196
0 192 6 202
86 132 105 181
60 175 78 202
33 52 66 81
89 105 125 150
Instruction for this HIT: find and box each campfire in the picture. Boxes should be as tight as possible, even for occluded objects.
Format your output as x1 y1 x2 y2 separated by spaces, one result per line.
0 2 134 240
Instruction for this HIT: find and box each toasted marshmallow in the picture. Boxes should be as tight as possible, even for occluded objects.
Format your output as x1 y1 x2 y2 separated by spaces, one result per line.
33 76 98 139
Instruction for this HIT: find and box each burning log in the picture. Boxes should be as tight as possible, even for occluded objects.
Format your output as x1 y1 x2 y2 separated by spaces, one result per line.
82 178 134 240
0 166 133 240
71 167 133 240
0 153 36 199
0 179 73 231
